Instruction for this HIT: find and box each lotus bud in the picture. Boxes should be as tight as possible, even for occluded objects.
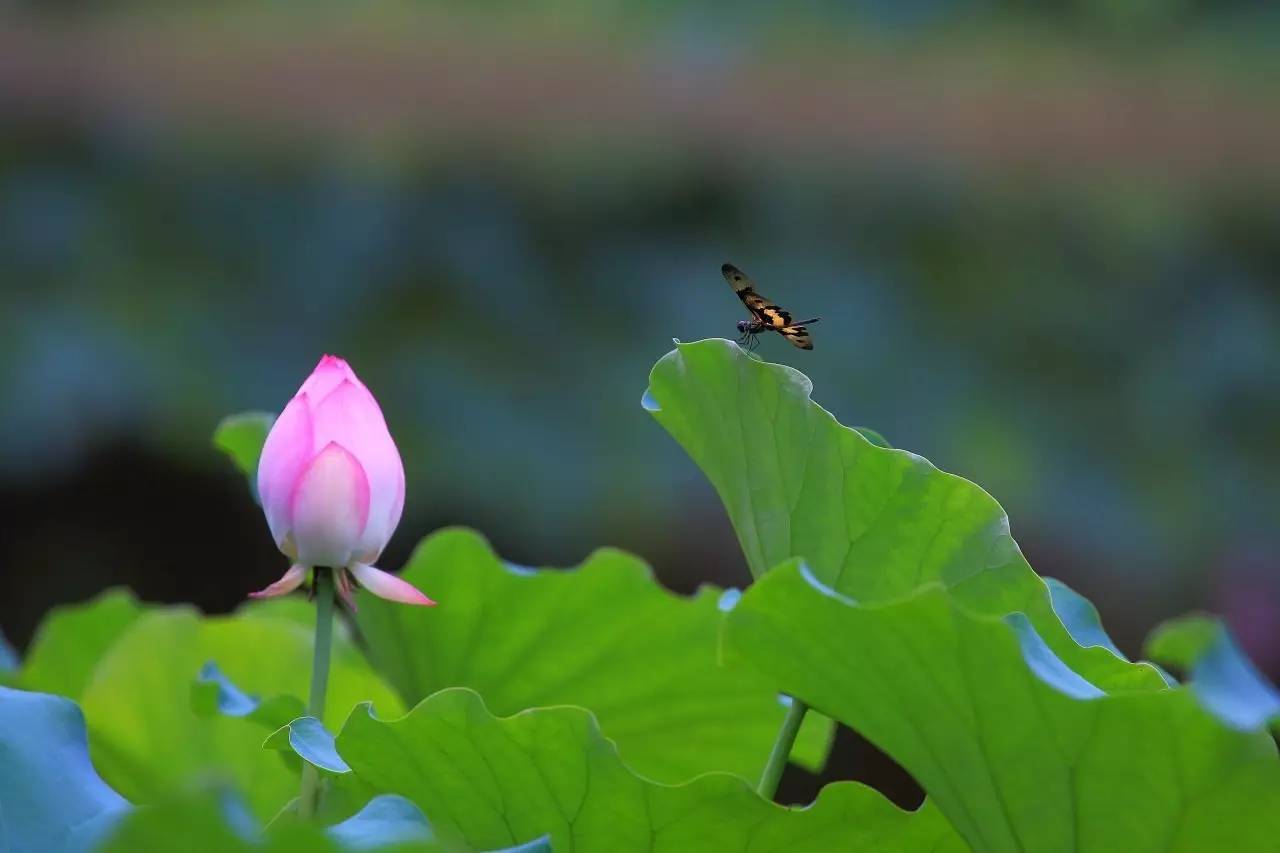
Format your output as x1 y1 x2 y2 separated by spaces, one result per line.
251 355 434 608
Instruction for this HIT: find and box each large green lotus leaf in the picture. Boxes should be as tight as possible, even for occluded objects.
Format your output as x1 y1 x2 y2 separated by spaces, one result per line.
0 686 130 853
16 589 145 700
645 339 1162 693
330 687 965 852
238 594 331 630
725 562 1280 852
355 528 832 784
80 609 403 820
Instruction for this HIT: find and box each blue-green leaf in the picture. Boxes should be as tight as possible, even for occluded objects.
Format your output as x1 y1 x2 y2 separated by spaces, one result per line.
191 661 306 731
491 838 552 853
0 686 130 853
1146 615 1280 732
325 795 432 850
0 630 17 673
1191 628 1280 731
264 717 351 774
1044 577 1126 659
1005 611 1105 700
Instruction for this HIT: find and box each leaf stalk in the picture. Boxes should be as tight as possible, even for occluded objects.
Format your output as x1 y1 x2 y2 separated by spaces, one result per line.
757 696 807 801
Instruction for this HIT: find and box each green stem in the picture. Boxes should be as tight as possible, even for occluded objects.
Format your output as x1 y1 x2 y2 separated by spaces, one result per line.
298 568 335 821
757 697 807 801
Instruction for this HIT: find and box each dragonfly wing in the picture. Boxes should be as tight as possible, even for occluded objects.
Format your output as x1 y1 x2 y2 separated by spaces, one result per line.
778 324 814 350
722 263 793 328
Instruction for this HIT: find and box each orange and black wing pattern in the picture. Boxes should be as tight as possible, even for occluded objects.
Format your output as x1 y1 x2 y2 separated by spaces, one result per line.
722 263 794 329
778 324 814 350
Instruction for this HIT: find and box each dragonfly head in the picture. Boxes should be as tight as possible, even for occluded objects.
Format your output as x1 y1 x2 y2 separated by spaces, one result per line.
736 319 752 334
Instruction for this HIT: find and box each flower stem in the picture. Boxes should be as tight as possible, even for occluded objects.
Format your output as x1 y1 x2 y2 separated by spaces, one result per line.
757 696 807 801
298 567 335 821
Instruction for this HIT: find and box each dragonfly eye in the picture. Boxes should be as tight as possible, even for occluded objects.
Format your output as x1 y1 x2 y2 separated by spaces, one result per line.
736 320 750 333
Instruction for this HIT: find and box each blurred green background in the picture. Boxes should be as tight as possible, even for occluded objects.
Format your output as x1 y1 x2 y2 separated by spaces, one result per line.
2 0 1278 699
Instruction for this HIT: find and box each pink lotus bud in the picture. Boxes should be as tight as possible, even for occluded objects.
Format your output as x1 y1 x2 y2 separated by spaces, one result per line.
250 355 434 607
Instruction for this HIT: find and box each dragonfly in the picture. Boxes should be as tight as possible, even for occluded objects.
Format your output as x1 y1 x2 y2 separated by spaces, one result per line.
722 263 821 351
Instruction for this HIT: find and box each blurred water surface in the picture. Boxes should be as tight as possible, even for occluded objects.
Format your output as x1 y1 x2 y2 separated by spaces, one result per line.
2 4 1279 680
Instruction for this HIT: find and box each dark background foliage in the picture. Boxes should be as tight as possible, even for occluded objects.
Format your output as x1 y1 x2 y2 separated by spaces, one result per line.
2 0 1278 804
